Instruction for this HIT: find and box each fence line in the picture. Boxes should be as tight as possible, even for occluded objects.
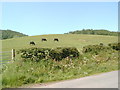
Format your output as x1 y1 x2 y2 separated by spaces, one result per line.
0 49 15 65
0 55 11 57
0 60 12 62
0 51 12 53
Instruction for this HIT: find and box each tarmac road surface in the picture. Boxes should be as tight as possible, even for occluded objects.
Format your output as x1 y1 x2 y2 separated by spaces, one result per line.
31 71 119 88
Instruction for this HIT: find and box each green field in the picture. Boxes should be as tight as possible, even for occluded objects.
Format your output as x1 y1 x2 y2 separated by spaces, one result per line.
2 34 117 51
1 34 117 63
1 34 118 88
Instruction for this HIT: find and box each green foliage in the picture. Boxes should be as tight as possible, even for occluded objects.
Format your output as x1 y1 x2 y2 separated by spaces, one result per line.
82 44 112 54
99 43 104 46
0 29 28 40
17 47 80 61
2 49 118 88
49 47 79 60
62 47 79 58
108 42 120 50
66 29 118 36
49 48 63 60
17 48 51 61
1 33 118 88
2 34 117 65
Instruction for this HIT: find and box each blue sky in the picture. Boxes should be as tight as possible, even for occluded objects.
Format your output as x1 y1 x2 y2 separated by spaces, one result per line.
2 2 118 36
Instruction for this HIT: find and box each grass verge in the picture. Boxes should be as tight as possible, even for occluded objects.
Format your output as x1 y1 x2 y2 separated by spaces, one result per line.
1 49 118 88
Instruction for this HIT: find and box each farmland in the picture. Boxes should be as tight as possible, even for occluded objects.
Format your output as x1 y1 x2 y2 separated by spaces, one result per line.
2 34 117 62
2 34 117 51
1 34 118 88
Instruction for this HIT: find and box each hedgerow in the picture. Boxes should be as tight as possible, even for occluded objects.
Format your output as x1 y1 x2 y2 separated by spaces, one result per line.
17 47 80 61
17 48 51 61
108 42 120 50
82 43 112 54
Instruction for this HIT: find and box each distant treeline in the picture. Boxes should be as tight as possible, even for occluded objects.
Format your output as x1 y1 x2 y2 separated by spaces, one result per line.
0 29 28 40
65 29 118 36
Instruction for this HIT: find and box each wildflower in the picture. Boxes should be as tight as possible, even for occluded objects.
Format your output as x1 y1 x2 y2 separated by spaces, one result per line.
84 72 88 75
83 60 87 63
78 67 81 70
31 68 34 70
64 65 68 67
72 66 75 68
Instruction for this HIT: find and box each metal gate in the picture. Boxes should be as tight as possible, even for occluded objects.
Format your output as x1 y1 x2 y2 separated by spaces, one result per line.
0 49 15 65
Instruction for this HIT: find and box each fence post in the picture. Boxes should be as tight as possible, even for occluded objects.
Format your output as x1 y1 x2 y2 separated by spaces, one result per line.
12 49 15 61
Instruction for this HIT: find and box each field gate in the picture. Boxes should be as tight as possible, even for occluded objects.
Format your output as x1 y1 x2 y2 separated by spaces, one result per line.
0 49 15 65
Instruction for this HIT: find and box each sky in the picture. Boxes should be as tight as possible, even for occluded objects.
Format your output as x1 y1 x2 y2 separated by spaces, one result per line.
1 2 118 36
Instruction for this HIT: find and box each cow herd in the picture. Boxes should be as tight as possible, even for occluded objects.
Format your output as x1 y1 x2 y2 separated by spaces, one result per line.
30 38 59 45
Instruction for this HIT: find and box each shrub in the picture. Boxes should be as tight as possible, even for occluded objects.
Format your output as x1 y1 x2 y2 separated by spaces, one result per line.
49 47 80 61
49 48 63 61
82 44 111 54
99 43 104 46
17 48 51 61
62 47 79 58
17 47 80 61
108 42 120 50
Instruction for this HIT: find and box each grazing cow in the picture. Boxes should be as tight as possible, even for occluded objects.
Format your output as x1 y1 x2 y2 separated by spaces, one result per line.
54 38 59 42
41 38 47 41
30 41 35 45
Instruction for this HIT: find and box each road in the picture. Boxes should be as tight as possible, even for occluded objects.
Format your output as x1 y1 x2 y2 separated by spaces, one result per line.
31 71 118 88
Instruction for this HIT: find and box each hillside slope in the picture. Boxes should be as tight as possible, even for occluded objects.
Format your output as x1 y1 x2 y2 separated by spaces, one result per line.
2 34 117 51
1 34 118 88
0 29 28 40
65 29 118 36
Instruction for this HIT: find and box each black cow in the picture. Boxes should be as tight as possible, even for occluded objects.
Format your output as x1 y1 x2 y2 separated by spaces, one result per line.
41 38 47 41
54 38 59 42
30 41 35 45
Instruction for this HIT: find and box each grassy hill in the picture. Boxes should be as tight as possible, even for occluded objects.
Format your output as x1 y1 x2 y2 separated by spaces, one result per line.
0 30 28 40
65 29 118 36
1 34 118 88
2 34 117 51
2 34 117 61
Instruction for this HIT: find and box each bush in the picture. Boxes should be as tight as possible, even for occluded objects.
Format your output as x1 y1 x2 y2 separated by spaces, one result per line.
62 47 79 58
99 43 104 46
49 48 63 61
108 42 120 50
17 47 80 61
17 48 51 61
82 44 111 54
49 47 80 61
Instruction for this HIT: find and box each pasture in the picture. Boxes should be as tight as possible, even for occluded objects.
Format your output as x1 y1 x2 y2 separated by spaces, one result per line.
1 34 117 64
2 34 117 52
1 34 118 88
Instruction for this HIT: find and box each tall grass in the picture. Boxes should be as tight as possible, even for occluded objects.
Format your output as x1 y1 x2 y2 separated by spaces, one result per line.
1 49 118 88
